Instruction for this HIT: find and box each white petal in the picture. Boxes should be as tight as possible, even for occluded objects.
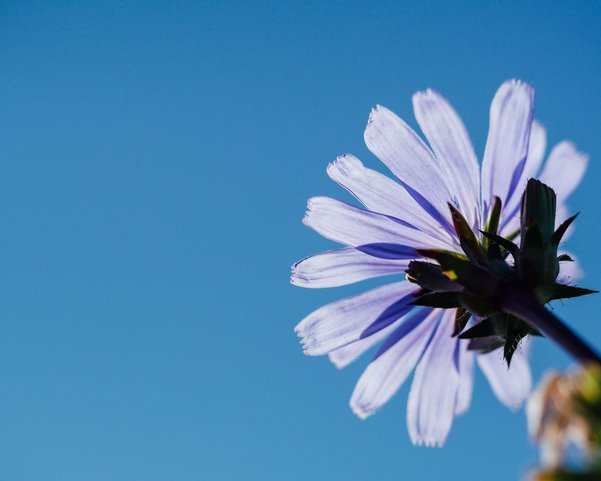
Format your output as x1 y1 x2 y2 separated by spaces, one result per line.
364 105 455 234
327 154 454 247
407 310 460 446
481 80 535 223
303 196 446 254
412 89 480 229
454 340 475 416
291 248 407 288
350 308 440 420
539 141 588 203
295 281 418 356
477 343 532 410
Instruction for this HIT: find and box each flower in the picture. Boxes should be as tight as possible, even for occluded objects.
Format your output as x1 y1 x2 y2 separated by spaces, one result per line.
292 80 589 446
527 365 601 479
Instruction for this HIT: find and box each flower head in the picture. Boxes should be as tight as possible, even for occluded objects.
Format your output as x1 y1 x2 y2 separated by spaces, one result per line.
293 80 589 446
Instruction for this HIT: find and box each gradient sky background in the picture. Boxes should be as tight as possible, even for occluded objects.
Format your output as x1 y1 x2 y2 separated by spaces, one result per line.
0 1 600 480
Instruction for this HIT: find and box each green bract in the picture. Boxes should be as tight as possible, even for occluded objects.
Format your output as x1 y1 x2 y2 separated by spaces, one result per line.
407 179 596 365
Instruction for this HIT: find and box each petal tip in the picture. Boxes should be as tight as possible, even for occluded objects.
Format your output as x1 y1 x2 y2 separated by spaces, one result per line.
412 87 438 102
328 154 362 178
409 433 446 448
350 401 372 421
328 353 347 370
500 78 535 100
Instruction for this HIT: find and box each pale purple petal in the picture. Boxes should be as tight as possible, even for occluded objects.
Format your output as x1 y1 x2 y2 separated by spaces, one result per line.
502 120 547 229
526 121 548 178
328 317 402 369
477 343 532 410
407 310 460 446
481 80 535 222
412 89 480 229
303 196 446 255
291 247 408 288
364 105 455 234
295 281 418 356
557 252 583 284
327 154 454 247
350 309 439 420
539 141 589 203
499 210 520 239
454 340 475 416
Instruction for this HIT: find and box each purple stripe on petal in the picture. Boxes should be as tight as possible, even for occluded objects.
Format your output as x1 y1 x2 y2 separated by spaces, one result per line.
303 196 444 251
356 243 417 260
349 308 441 420
505 156 527 203
360 296 419 339
295 281 417 356
328 318 402 369
327 154 455 247
481 80 535 222
502 120 547 230
373 308 434 359
412 89 481 230
398 180 455 236
363 105 456 234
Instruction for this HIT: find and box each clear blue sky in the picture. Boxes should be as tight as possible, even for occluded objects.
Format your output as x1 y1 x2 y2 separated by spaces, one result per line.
0 1 600 480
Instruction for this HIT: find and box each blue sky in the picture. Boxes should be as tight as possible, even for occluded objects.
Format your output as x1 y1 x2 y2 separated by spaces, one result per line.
0 1 600 480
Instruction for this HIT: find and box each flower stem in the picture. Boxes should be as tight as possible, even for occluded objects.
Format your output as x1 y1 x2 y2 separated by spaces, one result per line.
501 289 601 365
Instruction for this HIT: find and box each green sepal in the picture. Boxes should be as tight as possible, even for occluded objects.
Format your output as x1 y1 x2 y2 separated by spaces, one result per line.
410 291 462 308
551 213 579 247
519 220 559 287
544 284 599 301
521 179 557 240
453 308 471 336
467 336 505 354
405 261 462 292
484 196 502 241
480 230 519 258
449 203 486 264
503 315 531 366
417 249 500 295
459 316 505 339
